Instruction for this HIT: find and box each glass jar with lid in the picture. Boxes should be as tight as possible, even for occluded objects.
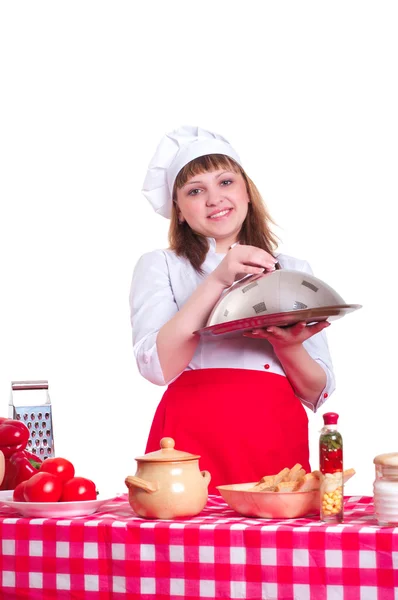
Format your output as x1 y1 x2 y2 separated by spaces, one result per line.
319 412 344 522
373 452 398 526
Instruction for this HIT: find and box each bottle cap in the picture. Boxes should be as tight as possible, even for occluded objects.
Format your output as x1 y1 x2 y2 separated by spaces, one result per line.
323 412 339 425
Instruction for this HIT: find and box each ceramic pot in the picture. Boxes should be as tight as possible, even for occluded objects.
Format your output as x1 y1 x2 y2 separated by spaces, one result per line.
125 437 211 519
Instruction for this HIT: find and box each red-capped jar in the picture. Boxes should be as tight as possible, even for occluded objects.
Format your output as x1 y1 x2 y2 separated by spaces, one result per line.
319 412 344 522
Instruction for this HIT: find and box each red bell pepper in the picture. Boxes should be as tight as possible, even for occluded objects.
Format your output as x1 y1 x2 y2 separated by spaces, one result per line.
0 417 42 489
0 451 42 490
0 418 30 458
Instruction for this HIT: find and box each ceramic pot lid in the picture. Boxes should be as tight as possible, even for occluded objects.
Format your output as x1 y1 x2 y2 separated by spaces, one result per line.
135 437 200 462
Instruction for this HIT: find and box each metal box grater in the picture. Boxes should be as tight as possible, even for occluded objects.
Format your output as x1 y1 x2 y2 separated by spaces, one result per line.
9 380 55 460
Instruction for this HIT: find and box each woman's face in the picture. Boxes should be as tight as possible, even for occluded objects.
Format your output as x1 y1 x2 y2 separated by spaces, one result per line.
175 168 250 248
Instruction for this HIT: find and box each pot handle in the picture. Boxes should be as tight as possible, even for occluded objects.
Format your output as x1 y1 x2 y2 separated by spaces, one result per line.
124 475 158 494
201 470 211 487
0 450 5 487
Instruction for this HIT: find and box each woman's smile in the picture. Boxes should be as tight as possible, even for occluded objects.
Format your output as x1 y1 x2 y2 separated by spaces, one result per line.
207 207 233 220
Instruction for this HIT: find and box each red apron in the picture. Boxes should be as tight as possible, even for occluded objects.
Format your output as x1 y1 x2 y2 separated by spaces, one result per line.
145 368 310 495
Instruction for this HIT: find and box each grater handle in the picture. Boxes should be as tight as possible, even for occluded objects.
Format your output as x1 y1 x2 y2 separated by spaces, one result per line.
9 380 51 406
11 380 48 391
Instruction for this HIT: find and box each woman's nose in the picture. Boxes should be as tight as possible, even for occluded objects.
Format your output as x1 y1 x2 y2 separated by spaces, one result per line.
206 188 224 206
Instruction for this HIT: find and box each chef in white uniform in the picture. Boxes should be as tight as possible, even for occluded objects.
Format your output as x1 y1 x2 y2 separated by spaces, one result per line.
130 125 335 492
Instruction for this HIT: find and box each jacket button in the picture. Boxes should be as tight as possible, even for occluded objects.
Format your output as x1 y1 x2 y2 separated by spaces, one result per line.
264 364 270 370
323 392 328 399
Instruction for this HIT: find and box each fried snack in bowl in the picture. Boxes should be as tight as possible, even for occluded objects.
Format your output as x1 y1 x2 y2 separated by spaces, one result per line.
217 483 319 519
217 464 320 518
217 465 355 519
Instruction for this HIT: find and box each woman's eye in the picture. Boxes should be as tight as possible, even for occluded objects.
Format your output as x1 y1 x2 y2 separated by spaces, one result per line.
188 188 201 196
221 179 232 186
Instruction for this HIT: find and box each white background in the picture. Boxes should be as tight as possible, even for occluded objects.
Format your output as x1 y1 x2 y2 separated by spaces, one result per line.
0 1 397 499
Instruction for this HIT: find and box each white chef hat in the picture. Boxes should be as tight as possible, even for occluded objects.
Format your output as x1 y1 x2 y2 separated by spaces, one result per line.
142 125 242 219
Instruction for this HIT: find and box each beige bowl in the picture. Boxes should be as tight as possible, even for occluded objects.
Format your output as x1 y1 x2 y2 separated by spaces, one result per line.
217 482 320 519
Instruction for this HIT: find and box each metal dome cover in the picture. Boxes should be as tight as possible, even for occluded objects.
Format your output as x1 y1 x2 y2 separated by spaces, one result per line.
196 269 361 337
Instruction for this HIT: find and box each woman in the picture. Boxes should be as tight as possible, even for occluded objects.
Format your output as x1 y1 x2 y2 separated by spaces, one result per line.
130 125 335 493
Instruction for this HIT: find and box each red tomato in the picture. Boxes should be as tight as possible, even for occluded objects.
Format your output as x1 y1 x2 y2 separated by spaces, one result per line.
40 457 75 483
23 472 63 502
13 481 27 502
60 477 97 502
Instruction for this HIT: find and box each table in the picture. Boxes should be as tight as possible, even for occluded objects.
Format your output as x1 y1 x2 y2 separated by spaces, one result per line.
0 495 397 600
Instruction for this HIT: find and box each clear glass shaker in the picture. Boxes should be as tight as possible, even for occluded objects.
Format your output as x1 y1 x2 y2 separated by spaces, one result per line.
373 453 398 526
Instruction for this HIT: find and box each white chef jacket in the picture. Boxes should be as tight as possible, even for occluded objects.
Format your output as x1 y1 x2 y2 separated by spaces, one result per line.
130 238 335 412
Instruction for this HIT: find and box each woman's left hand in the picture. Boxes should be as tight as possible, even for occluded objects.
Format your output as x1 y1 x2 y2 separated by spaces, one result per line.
243 320 330 349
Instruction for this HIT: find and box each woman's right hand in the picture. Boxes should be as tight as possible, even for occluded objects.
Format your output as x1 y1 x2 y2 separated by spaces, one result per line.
209 245 278 288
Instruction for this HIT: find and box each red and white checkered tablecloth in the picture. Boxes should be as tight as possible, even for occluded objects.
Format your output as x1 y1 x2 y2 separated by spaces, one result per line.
0 494 397 600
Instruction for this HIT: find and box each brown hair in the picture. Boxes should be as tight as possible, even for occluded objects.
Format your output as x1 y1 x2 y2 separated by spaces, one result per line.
169 154 279 273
